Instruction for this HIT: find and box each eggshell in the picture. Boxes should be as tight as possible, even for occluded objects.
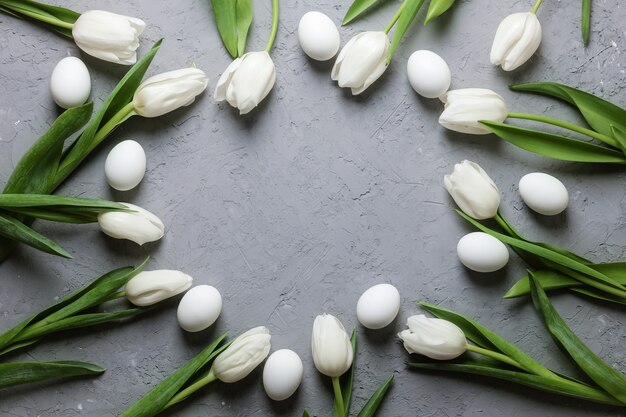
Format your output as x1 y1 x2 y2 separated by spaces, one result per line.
457 232 509 273
177 285 222 332
104 140 147 191
519 173 569 216
298 11 340 61
356 283 400 329
263 349 303 401
50 57 91 109
407 50 451 98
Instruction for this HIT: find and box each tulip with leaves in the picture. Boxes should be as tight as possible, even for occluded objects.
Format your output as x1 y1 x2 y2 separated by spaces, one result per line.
445 160 626 305
305 314 393 417
404 276 626 406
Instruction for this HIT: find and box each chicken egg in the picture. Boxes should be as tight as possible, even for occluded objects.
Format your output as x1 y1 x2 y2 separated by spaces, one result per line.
50 56 91 109
177 285 222 332
406 50 451 98
356 283 401 329
457 232 509 273
298 11 340 61
519 172 569 216
104 140 146 191
263 349 303 401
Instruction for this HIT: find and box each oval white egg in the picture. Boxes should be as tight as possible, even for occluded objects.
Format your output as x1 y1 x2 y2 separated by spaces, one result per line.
263 349 303 401
298 11 340 61
457 232 509 273
407 50 451 98
356 283 400 329
104 140 146 191
50 56 91 109
177 285 222 332
519 173 569 216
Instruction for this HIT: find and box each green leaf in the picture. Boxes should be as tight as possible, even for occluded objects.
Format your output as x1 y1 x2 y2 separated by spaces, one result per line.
119 333 228 417
0 361 104 388
480 121 626 164
529 273 626 403
0 0 79 38
387 0 426 63
510 82 626 140
209 0 252 58
236 0 252 57
581 0 591 45
419 302 555 378
356 374 394 417
303 411 312 417
610 125 626 154
0 212 71 258
342 0 389 25
332 329 356 417
424 0 456 24
0 339 39 356
571 287 626 305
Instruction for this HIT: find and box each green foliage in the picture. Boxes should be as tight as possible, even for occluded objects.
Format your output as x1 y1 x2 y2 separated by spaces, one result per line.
209 0 253 58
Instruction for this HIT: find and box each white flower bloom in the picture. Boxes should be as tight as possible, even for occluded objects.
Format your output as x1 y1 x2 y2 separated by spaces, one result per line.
444 160 501 220
490 12 542 71
97 203 164 245
398 315 467 360
125 270 192 306
439 88 508 135
212 326 271 383
311 314 353 378
72 10 145 65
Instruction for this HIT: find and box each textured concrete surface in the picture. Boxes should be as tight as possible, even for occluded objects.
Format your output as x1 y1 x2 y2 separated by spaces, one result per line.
1 0 625 416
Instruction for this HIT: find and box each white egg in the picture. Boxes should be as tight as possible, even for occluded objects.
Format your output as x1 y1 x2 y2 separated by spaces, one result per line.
50 57 91 109
298 11 340 61
263 349 303 401
104 140 147 191
519 173 569 216
406 50 451 98
356 283 400 329
176 285 222 332
457 232 509 273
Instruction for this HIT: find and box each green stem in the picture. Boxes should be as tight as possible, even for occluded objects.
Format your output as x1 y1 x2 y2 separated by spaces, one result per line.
508 112 618 148
466 344 527 371
332 376 345 416
531 0 543 14
384 0 405 34
556 265 626 299
494 212 523 240
164 368 217 409
2 4 74 30
264 0 279 52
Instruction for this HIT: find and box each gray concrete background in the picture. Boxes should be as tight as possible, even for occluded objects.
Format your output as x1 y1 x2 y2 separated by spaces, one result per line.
1 0 625 416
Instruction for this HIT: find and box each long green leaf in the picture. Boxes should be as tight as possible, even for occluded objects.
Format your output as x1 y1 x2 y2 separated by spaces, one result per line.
611 125 626 154
424 0 456 24
119 333 228 417
387 0 426 63
0 212 71 258
581 0 591 45
529 273 626 403
0 0 79 38
356 375 394 417
481 121 626 164
0 194 125 210
510 82 626 139
342 0 388 25
210 0 253 58
571 287 626 306
0 361 104 388
236 0 252 56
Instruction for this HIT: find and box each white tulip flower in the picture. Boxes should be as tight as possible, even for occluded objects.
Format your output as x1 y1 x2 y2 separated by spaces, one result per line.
398 315 467 360
97 203 164 245
125 270 193 306
490 12 542 72
212 326 271 383
444 160 501 220
311 314 354 378
439 88 509 135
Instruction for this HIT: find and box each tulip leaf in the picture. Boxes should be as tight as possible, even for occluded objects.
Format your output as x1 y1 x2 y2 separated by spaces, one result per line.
611 125 626 154
342 0 389 25
0 361 104 389
387 0 426 63
119 332 228 417
303 411 312 417
424 0 456 25
581 0 591 45
356 374 394 417
510 82 626 140
529 273 626 403
236 0 252 57
209 0 252 58
0 0 79 38
480 121 626 164
0 212 71 258
571 287 626 306
332 329 356 417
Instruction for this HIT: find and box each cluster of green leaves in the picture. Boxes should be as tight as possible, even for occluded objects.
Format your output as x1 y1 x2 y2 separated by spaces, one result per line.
0 0 78 37
481 82 626 164
209 0 253 58
304 330 394 417
0 261 149 388
409 275 626 406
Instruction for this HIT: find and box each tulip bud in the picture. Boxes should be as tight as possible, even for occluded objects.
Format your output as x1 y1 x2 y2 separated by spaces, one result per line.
398 315 467 360
214 51 276 115
72 10 145 65
444 160 501 220
125 270 192 306
133 68 208 118
311 314 353 378
439 88 508 135
212 326 271 383
490 12 542 71
331 31 390 95
97 203 164 245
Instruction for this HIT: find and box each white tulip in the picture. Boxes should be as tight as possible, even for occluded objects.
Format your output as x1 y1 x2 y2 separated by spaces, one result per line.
331 31 390 95
311 314 353 378
444 160 501 220
72 10 145 65
490 12 542 71
398 315 467 360
214 51 276 115
439 88 508 135
212 326 271 383
97 203 164 245
125 270 192 306
133 68 208 118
